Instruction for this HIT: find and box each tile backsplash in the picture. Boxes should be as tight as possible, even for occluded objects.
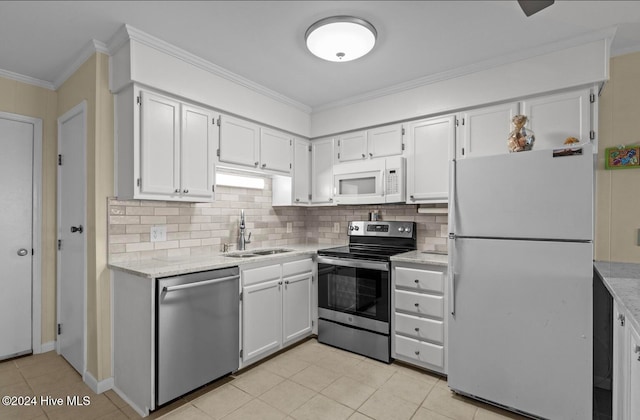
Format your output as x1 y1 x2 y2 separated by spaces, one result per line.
108 177 448 263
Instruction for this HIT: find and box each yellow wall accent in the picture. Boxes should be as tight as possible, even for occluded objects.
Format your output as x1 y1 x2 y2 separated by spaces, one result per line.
596 51 640 263
0 76 58 345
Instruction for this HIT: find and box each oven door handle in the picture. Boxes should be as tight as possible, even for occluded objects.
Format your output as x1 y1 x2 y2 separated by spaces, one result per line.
316 256 389 272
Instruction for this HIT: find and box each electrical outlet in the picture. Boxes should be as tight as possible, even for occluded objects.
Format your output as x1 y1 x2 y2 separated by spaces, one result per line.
333 222 340 233
150 225 167 242
286 222 293 233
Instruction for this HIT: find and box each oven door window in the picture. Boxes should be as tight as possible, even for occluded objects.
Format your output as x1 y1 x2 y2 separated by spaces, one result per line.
318 264 389 323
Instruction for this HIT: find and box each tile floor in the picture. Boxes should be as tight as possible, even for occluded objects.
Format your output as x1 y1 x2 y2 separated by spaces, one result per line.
0 339 535 420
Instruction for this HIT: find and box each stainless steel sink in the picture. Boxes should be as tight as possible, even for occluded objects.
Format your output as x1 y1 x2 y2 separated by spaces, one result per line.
252 249 292 255
224 253 260 258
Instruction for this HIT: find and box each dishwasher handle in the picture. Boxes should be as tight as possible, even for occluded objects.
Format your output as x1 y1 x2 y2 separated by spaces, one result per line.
162 274 240 293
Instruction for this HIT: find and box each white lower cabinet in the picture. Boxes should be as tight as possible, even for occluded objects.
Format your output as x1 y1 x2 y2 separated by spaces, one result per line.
392 262 447 374
241 257 313 367
612 300 640 420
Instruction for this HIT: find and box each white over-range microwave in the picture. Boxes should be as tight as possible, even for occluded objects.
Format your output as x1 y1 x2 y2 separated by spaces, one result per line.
333 156 405 205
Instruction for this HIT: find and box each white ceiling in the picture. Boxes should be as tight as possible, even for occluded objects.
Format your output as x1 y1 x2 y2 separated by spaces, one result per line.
2 1 640 110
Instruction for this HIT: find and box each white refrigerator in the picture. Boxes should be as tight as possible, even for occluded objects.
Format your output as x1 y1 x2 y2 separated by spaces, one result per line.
447 144 593 419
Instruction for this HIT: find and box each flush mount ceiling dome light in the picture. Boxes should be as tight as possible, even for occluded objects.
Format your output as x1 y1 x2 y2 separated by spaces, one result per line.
305 16 377 62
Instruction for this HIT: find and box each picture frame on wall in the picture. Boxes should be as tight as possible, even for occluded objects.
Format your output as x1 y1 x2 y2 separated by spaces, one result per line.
605 146 640 170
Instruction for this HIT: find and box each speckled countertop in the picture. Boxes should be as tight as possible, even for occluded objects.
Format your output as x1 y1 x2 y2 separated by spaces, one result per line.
594 261 640 334
390 250 448 267
109 244 322 278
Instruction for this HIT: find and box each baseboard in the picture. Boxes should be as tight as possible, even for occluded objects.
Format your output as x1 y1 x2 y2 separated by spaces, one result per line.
38 341 55 353
113 385 149 418
83 371 114 394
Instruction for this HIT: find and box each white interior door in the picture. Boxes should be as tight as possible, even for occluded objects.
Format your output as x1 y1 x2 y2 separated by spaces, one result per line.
57 103 86 374
0 117 34 360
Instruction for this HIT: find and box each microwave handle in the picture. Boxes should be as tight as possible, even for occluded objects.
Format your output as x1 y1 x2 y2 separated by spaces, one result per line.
380 170 385 196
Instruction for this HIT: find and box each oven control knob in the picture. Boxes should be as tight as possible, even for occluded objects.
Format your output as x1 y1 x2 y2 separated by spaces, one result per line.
354 226 359 231
405 227 411 233
349 226 354 231
398 227 404 232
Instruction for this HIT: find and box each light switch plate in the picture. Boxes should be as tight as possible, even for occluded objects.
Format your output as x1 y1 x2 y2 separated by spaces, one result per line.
286 222 293 233
150 225 167 242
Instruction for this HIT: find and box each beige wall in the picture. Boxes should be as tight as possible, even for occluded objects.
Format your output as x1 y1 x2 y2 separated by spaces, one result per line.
57 52 114 381
596 51 640 263
0 76 58 345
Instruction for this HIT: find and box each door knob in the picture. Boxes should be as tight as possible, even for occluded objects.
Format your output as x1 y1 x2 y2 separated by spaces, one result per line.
70 225 83 234
17 248 29 257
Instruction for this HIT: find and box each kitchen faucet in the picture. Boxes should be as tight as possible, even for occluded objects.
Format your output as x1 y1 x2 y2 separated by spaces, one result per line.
238 209 251 251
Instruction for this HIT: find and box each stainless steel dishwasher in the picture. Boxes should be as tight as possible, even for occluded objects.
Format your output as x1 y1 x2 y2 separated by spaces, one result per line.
156 266 239 406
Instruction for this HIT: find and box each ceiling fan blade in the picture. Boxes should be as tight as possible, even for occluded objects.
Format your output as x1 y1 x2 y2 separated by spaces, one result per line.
518 0 555 17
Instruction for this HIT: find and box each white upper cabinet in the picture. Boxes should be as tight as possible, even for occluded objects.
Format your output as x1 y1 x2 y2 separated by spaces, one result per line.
368 124 404 159
521 88 592 150
259 127 292 174
406 116 455 204
337 131 367 162
311 137 335 205
337 124 404 162
293 138 311 204
218 115 259 168
137 90 215 202
457 102 519 159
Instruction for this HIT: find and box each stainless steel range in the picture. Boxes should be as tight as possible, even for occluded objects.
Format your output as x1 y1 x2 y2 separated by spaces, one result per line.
317 220 417 363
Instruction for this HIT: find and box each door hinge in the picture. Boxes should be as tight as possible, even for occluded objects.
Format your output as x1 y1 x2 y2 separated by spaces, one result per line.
240 349 243 358
216 149 220 157
290 139 292 146
401 127 405 136
461 147 465 156
337 140 340 146
337 153 340 159
137 178 141 187
57 239 62 250
311 320 314 327
136 96 141 105
217 116 221 126
212 185 215 193
455 118 459 127
57 323 62 335
290 163 292 169
590 131 595 140
590 93 596 103
308 194 312 200
239 292 243 301
401 143 405 151
212 118 215 125
58 154 63 166
462 117 465 125
308 145 312 152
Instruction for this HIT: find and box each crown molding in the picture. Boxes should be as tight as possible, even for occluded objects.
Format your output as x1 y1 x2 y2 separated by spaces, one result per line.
112 24 312 114
53 39 109 89
313 27 617 113
0 68 55 90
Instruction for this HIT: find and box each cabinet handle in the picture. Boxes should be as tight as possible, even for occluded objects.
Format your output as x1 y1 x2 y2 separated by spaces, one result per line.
254 161 259 167
414 279 419 284
362 153 365 158
369 152 373 157
414 350 420 356
410 195 415 201
284 280 289 285
278 281 282 285
635 345 640 354
328 198 333 202
174 189 180 193
414 327 420 332
295 198 300 202
619 314 626 326
183 189 189 194
414 303 419 307
261 163 267 168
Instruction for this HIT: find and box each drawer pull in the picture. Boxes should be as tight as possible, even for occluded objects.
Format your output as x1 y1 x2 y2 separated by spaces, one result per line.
414 350 420 356
414 303 419 307
414 279 419 284
635 345 640 354
414 327 420 332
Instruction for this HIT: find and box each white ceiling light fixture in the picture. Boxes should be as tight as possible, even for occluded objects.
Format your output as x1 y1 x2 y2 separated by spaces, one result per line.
305 16 377 62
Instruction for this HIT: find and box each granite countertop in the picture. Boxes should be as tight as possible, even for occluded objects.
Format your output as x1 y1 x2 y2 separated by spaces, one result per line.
594 261 640 334
390 250 448 267
109 244 322 278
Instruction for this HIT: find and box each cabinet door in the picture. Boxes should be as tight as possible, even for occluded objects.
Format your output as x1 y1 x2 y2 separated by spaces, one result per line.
282 272 312 344
629 325 640 420
406 116 454 203
311 137 335 204
293 138 311 204
368 124 403 159
242 279 282 364
459 102 519 159
180 104 215 201
219 115 259 168
521 88 591 151
260 128 292 174
140 91 180 195
613 301 627 420
338 131 367 162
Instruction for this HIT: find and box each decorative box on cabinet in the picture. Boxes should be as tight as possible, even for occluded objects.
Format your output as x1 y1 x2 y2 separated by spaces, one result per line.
392 262 447 374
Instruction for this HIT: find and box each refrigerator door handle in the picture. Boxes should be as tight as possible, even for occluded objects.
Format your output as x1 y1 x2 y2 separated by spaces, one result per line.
449 271 455 316
448 232 455 316
449 158 456 236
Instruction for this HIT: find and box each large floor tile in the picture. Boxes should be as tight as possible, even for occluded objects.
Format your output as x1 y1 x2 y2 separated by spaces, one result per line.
421 386 478 420
345 359 397 388
258 380 316 414
378 371 435 405
311 351 363 376
223 398 287 420
320 376 376 410
0 366 25 388
288 341 336 364
289 364 341 392
192 384 252 420
290 394 354 420
230 367 285 397
157 404 213 420
358 390 419 420
261 354 311 378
